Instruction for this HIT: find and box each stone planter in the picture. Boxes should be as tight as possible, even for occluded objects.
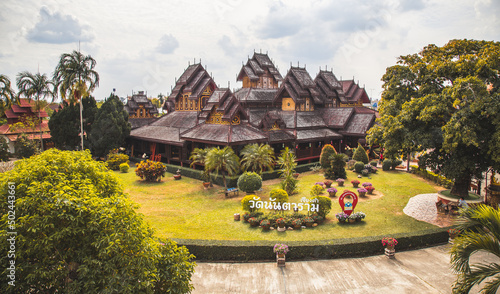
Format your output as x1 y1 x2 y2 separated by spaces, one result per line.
337 182 344 187
277 225 286 232
385 245 395 258
203 182 210 188
352 183 359 188
233 213 240 221
173 174 181 180
358 192 366 197
329 192 337 197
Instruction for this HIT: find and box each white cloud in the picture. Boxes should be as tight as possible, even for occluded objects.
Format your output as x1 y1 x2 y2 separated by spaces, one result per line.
156 34 179 54
26 6 94 44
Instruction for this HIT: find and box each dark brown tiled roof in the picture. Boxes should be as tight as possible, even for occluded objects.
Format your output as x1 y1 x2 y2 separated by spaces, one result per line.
129 118 158 130
341 80 370 103
296 129 342 142
180 124 267 145
296 112 326 129
342 113 376 136
167 63 216 108
200 88 246 123
247 108 268 126
150 111 199 129
268 130 295 143
237 52 283 82
315 70 346 103
130 126 184 145
275 67 320 104
234 88 277 105
125 92 159 116
321 108 354 129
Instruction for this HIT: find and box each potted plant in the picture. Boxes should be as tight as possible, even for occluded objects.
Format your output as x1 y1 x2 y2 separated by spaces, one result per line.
336 178 345 187
365 186 375 194
260 219 271 230
382 237 398 258
292 218 303 229
312 214 324 224
276 218 286 231
273 243 289 267
327 187 337 197
324 180 333 188
304 216 315 227
335 212 349 223
202 171 211 188
351 179 360 188
242 212 251 222
248 217 259 227
348 214 357 223
362 182 372 187
315 182 324 187
357 188 367 197
354 211 366 221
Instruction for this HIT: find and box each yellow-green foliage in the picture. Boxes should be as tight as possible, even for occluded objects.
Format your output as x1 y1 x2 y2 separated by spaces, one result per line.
320 144 337 168
106 153 129 170
135 160 166 182
310 184 324 197
237 172 262 193
241 195 261 212
353 143 369 164
269 188 289 204
119 162 129 173
311 195 332 218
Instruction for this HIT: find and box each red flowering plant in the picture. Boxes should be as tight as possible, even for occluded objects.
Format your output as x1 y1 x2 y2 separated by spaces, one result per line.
365 186 375 193
275 218 286 227
351 179 360 185
381 237 398 247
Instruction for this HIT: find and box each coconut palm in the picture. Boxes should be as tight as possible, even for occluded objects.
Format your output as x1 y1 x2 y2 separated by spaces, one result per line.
0 74 17 114
53 50 99 150
204 146 240 191
450 204 500 293
240 143 275 174
16 71 55 151
190 147 212 184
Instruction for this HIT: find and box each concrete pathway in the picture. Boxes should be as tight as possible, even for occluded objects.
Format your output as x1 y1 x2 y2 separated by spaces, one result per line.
192 244 496 293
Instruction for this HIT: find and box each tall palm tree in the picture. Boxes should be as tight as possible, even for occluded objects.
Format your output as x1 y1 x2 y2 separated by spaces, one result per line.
204 146 240 191
190 147 212 184
53 50 99 150
16 71 55 151
450 204 500 293
240 143 275 175
0 74 17 114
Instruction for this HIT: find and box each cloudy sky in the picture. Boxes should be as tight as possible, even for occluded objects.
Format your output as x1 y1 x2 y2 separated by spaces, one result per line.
1 0 499 101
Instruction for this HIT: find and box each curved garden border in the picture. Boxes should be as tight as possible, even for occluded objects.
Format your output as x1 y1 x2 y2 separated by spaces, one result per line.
173 226 449 261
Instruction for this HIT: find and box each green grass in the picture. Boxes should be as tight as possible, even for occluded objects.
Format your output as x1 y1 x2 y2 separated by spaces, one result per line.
439 190 480 200
117 168 442 241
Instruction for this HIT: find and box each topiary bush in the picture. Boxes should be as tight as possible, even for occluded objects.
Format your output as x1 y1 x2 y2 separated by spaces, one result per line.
311 196 332 218
269 188 289 207
391 159 403 170
346 160 357 170
237 172 262 193
119 162 129 173
310 184 324 197
319 144 337 169
241 195 261 212
107 153 129 170
352 143 369 164
382 159 392 171
135 160 166 182
370 160 378 167
354 161 365 173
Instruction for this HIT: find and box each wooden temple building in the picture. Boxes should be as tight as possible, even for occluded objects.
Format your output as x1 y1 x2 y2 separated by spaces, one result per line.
128 53 376 165
124 91 159 129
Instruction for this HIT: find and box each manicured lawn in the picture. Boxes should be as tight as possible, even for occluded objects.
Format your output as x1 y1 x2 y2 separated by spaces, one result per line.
117 167 443 241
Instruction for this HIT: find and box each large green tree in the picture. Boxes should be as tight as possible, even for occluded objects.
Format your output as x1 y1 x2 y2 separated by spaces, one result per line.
368 39 500 197
88 93 130 157
53 50 100 150
450 204 500 293
240 143 275 175
205 146 240 191
0 149 195 293
16 71 56 151
0 74 17 115
49 97 98 150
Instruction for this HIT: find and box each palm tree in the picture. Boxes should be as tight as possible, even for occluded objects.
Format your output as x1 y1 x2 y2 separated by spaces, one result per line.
0 74 17 114
53 50 99 150
190 147 211 184
16 71 55 151
450 204 500 293
204 146 240 191
240 143 275 175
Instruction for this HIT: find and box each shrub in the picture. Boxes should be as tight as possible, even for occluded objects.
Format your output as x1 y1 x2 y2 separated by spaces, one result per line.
382 159 392 171
361 169 369 177
135 160 166 182
311 196 332 218
352 143 369 164
15 133 38 158
364 164 373 173
0 137 10 162
354 161 365 173
329 153 348 179
346 159 357 170
391 159 403 169
304 216 314 224
309 164 321 173
369 160 378 167
310 184 324 197
241 195 261 212
237 172 262 193
119 162 130 173
291 218 303 227
312 214 324 223
319 144 337 169
269 189 289 207
106 153 129 170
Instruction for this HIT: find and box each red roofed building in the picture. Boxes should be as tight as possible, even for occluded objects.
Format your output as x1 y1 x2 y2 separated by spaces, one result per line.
0 99 52 153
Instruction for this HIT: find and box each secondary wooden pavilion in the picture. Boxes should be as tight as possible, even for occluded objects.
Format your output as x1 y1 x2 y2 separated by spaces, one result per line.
128 52 377 165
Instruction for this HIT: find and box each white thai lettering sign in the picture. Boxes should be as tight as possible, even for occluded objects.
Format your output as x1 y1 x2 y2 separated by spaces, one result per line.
248 197 319 212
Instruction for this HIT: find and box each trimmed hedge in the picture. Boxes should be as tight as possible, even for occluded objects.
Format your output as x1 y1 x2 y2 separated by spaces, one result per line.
410 166 454 189
173 227 449 261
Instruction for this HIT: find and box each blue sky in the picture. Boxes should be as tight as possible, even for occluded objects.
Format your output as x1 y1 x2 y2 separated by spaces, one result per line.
1 0 499 101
